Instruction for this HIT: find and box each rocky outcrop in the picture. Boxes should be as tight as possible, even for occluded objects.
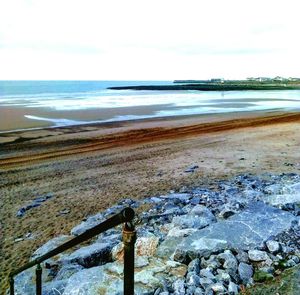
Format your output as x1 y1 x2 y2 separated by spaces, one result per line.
11 173 300 294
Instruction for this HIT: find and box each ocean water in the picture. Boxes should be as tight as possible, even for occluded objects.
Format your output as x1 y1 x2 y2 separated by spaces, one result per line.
1 80 300 131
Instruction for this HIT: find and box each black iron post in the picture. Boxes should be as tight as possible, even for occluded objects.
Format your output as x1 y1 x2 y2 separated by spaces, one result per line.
9 276 14 295
123 221 136 295
36 264 42 295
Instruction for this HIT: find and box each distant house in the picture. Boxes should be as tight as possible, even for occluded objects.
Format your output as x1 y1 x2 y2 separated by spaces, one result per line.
210 78 224 83
273 76 286 82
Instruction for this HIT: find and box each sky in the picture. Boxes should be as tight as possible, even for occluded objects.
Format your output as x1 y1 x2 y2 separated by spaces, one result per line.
0 0 300 80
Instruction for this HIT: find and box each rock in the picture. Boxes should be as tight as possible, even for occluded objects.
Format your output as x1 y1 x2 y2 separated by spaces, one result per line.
187 273 200 286
31 235 71 260
60 242 114 268
187 258 200 274
236 250 249 263
266 240 281 254
173 202 296 262
113 235 159 261
172 278 185 294
228 281 239 294
199 268 215 279
174 237 228 262
62 257 186 295
160 193 191 202
54 264 84 281
71 213 104 236
16 193 54 217
200 255 221 270
215 270 231 283
217 250 238 271
156 236 186 260
248 250 269 262
43 279 67 295
209 282 226 293
253 270 274 282
238 262 253 284
171 214 213 230
199 277 214 289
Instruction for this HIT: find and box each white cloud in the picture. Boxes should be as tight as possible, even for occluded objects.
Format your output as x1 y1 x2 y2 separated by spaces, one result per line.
0 0 300 79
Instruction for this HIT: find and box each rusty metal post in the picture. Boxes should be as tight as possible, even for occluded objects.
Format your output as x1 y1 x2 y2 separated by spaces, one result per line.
36 264 42 295
123 221 136 295
9 276 14 295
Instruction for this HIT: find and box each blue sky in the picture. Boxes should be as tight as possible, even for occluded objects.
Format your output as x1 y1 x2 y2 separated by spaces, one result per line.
0 0 300 80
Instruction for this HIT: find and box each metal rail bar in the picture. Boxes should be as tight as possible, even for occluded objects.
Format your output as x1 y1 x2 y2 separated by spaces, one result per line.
9 207 135 295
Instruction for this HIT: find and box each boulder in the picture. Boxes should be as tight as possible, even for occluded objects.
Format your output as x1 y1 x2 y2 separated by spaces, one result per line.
173 202 295 262
238 262 253 284
60 243 113 268
71 213 104 236
62 257 187 295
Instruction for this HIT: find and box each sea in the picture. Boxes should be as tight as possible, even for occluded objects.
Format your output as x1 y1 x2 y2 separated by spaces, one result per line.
1 80 300 132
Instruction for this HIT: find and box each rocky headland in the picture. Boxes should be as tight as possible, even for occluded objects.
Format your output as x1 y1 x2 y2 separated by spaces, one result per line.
12 173 300 295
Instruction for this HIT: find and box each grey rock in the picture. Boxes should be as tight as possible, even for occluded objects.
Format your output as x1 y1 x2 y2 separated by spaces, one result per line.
187 273 200 286
199 268 215 279
215 270 231 283
194 287 205 295
187 258 200 274
266 240 281 254
71 213 104 236
172 278 186 294
238 262 253 284
228 281 239 294
32 235 70 260
174 202 296 262
43 280 67 295
209 282 226 293
54 264 84 281
200 255 221 270
171 214 213 230
160 193 191 202
217 250 238 271
248 250 269 262
60 242 113 267
199 277 214 289
236 250 249 263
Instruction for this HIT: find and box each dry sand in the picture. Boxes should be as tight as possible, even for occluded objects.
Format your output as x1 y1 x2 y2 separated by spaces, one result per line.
1 111 300 291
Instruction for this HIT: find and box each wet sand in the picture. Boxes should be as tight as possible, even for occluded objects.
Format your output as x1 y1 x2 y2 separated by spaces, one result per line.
1 111 300 291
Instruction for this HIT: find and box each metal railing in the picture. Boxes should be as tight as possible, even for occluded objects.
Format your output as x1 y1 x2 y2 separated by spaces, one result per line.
9 207 136 295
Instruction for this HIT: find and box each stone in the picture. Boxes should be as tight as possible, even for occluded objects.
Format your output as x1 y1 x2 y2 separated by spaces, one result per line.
187 258 200 274
113 235 159 261
160 193 191 202
62 257 186 295
186 273 200 286
200 255 221 270
236 250 249 263
228 281 239 294
174 238 228 262
171 215 213 230
31 235 71 260
71 213 104 236
172 278 186 294
238 262 253 284
266 240 281 254
60 242 113 268
209 282 226 293
156 236 185 260
174 202 296 263
199 277 214 289
217 250 238 271
248 250 269 262
199 268 215 279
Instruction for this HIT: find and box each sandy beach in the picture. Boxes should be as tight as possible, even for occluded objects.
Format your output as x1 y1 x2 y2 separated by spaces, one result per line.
1 111 300 291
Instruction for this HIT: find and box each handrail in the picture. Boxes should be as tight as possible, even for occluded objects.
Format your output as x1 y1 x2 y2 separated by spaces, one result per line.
9 207 136 295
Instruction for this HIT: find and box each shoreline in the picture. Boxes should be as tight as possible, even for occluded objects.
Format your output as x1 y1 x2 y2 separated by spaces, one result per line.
1 110 300 291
